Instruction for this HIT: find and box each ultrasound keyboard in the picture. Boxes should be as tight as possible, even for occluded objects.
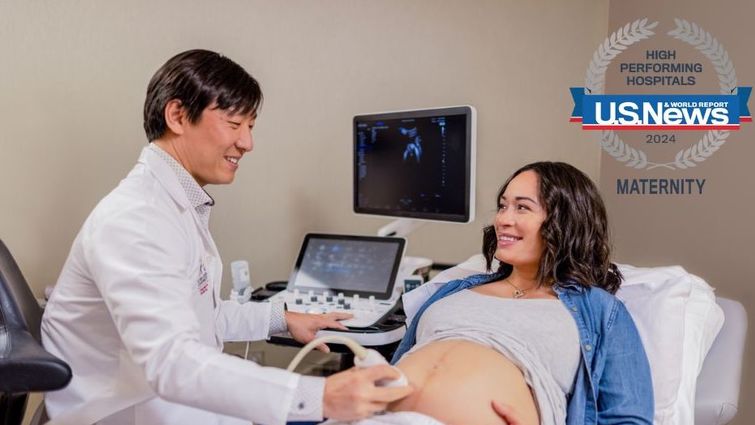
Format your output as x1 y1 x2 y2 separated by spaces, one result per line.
270 289 399 328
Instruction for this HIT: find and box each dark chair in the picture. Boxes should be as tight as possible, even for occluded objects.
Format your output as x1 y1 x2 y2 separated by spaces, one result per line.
0 239 71 425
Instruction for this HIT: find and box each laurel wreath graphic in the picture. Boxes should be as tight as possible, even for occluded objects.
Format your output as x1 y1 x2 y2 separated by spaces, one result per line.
585 19 658 96
667 18 736 169
585 18 738 170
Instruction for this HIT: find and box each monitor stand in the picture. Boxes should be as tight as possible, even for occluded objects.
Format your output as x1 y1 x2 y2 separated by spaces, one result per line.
376 218 425 238
377 218 433 283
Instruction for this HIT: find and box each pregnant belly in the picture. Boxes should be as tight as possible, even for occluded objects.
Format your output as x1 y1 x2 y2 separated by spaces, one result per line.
388 339 539 425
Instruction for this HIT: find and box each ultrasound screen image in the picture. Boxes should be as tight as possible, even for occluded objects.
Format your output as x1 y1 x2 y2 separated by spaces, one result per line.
291 237 401 294
355 111 469 221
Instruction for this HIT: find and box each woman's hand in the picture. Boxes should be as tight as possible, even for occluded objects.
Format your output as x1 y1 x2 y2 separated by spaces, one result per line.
492 400 523 425
284 311 352 352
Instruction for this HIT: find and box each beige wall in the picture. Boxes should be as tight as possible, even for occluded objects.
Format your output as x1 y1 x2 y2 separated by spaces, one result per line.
602 1 754 424
0 0 606 291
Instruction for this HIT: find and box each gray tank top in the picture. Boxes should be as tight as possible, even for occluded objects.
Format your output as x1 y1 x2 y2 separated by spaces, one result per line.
409 289 580 425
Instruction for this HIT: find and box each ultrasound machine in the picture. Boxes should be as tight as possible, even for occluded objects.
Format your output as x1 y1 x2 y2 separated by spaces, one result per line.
268 105 476 347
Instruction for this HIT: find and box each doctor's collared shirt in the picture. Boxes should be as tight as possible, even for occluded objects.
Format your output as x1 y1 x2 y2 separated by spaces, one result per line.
148 143 214 227
149 143 322 421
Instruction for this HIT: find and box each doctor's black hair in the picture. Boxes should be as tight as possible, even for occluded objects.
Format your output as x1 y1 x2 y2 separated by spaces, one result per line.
143 49 262 141
481 161 623 294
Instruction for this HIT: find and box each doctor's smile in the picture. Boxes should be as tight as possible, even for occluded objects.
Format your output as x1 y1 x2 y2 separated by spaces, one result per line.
154 105 255 187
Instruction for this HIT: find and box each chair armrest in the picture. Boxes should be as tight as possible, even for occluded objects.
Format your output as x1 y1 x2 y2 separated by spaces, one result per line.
0 324 72 392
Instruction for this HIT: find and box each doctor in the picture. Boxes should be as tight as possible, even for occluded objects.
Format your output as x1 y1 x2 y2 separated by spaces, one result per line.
41 49 412 425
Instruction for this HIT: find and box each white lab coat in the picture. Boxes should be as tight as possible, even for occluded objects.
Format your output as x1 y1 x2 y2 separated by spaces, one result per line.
41 146 302 425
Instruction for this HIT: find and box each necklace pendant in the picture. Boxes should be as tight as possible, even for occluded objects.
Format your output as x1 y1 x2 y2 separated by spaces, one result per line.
513 289 525 298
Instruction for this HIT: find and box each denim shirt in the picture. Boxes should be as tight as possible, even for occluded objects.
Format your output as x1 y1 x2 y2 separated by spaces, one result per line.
391 273 654 425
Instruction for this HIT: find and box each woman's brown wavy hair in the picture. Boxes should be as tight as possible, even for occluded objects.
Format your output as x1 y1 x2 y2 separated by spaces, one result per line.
482 162 622 294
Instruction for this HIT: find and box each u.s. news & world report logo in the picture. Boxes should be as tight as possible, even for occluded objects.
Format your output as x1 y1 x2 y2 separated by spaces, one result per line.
570 18 751 195
570 18 752 195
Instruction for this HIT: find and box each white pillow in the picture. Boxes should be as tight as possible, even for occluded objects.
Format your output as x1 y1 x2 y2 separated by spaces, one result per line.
616 264 724 425
402 257 724 425
672 271 723 424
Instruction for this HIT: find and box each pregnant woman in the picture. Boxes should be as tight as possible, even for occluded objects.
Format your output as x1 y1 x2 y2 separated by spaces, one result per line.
384 162 654 425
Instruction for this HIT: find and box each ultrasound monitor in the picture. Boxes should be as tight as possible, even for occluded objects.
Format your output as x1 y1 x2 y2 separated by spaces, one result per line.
353 105 476 224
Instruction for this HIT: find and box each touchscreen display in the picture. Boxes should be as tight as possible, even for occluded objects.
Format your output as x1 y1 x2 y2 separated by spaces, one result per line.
288 234 404 299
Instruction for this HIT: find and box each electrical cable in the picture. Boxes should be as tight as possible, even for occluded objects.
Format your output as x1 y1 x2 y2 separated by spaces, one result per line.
287 335 368 372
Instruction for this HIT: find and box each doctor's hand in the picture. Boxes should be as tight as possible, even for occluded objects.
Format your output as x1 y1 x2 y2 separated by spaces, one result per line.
491 400 524 425
285 311 352 353
323 365 414 420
